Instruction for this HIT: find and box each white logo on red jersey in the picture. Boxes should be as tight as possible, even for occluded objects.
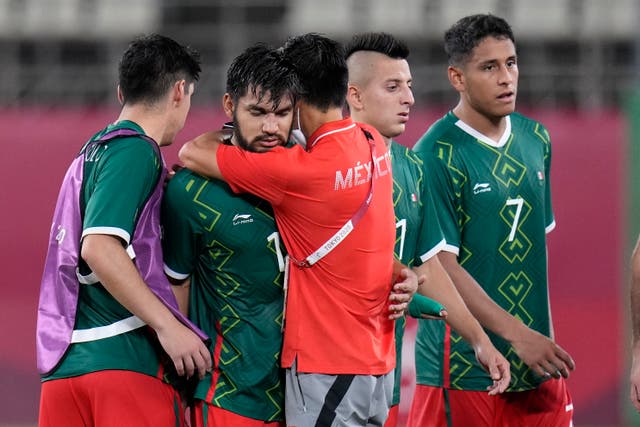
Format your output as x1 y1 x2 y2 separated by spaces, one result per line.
334 151 392 191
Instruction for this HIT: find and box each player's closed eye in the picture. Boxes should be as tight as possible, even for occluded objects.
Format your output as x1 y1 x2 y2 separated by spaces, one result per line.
276 109 292 117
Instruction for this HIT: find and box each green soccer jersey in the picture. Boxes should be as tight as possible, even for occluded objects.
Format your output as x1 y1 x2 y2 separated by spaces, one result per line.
162 168 286 422
44 120 165 381
389 140 445 405
413 111 555 392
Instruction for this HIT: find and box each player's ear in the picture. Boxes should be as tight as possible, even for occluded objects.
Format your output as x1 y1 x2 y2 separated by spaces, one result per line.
116 85 124 105
168 80 188 111
172 79 186 103
448 66 465 92
222 93 234 119
346 84 364 111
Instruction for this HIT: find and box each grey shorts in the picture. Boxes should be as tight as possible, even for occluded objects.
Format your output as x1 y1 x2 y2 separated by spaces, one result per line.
284 359 394 427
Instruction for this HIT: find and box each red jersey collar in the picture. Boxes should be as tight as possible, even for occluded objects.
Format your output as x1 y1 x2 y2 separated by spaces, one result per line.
307 117 356 150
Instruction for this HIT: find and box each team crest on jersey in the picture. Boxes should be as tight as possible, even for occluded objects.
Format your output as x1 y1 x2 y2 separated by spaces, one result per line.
472 182 492 195
232 213 254 226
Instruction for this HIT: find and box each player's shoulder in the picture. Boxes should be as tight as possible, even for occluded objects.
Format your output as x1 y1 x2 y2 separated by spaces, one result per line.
510 112 551 144
170 167 205 185
111 135 158 158
357 122 386 144
90 136 160 182
165 167 227 201
413 112 459 153
391 140 422 164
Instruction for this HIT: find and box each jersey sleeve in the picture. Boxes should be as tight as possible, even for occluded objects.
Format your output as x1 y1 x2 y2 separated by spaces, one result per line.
82 139 159 244
161 171 203 280
415 178 446 263
542 126 556 233
217 144 296 206
419 152 462 256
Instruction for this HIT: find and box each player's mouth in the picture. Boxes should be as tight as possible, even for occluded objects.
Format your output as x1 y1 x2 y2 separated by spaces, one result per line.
398 112 410 123
257 137 283 147
497 91 515 103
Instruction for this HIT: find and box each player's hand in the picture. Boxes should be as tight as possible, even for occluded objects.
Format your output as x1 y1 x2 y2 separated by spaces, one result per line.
408 294 448 320
388 267 420 319
510 326 575 379
473 338 511 395
155 319 212 379
201 128 233 144
630 345 640 411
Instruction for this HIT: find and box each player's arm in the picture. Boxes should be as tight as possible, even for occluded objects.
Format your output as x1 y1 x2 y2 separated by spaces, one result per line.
388 259 420 320
438 251 575 379
81 234 212 378
629 235 640 411
414 255 510 394
179 130 230 179
168 276 191 317
161 171 204 320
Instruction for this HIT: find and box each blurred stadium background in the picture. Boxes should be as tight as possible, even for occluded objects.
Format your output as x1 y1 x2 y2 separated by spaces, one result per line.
1 0 639 426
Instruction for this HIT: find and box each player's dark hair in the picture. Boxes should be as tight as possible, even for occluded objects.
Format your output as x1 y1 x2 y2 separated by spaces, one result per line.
118 34 201 105
344 32 410 60
282 33 347 111
226 43 299 109
444 14 515 67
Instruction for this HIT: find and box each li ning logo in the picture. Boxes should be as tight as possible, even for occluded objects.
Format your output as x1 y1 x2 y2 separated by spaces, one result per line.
473 182 492 195
233 214 254 226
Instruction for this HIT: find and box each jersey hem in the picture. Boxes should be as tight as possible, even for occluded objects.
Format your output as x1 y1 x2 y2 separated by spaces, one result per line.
82 226 131 244
441 243 459 255
163 264 190 280
545 220 557 234
419 238 446 263
193 399 284 423
414 378 540 393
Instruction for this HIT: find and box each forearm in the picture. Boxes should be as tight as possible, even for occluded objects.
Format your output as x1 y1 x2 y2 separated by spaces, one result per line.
438 251 528 342
178 131 224 179
414 257 491 349
81 234 181 333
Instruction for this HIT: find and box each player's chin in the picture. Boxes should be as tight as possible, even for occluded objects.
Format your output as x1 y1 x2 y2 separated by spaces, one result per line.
491 104 515 118
494 97 516 114
385 124 405 139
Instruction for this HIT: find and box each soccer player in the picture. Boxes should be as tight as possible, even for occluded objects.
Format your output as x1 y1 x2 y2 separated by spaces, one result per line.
630 234 640 412
161 44 297 427
407 14 576 426
179 33 421 426
36 34 212 427
345 32 512 427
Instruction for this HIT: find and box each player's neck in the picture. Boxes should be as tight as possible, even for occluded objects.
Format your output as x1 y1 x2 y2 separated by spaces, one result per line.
117 103 169 146
453 102 508 142
301 105 344 139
